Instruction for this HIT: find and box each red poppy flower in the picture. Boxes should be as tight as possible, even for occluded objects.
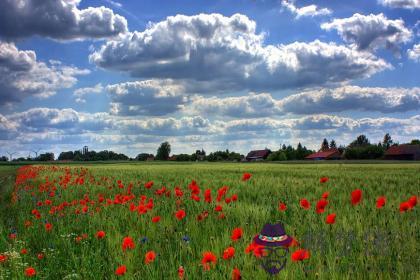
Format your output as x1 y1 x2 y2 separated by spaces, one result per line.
231 228 243 241
291 249 310 262
122 236 135 251
232 194 238 201
320 177 329 183
315 199 328 214
21 248 28 255
45 223 53 231
408 196 417 208
218 213 226 219
175 209 186 220
145 251 156 264
25 267 36 277
284 237 300 248
242 173 252 181
0 254 7 263
215 205 223 212
232 268 241 280
204 189 212 203
115 265 127 276
399 201 410 212
144 181 154 189
326 213 336 224
321 192 329 199
351 189 362 205
300 198 310 210
278 202 287 211
201 251 217 270
222 247 235 260
37 253 44 260
96 231 106 239
9 233 16 239
152 216 161 223
178 266 185 279
376 196 386 209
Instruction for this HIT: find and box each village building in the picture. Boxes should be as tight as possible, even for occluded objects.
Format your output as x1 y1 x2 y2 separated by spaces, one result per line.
246 149 271 161
384 145 420 160
305 148 342 160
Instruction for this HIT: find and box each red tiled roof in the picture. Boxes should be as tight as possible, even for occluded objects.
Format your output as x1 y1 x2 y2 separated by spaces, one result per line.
246 149 271 158
385 145 420 155
305 148 340 159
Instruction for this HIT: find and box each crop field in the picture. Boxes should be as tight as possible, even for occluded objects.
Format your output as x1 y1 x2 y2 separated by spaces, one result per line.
0 163 419 279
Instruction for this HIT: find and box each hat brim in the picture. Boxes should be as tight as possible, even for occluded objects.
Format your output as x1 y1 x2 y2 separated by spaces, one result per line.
253 234 292 247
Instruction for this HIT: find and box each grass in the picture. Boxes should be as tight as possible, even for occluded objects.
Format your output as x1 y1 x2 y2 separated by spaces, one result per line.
0 163 419 279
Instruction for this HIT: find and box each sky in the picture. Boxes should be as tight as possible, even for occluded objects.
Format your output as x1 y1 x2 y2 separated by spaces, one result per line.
0 0 419 158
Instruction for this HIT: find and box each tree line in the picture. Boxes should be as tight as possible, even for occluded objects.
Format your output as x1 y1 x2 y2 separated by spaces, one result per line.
1 134 419 162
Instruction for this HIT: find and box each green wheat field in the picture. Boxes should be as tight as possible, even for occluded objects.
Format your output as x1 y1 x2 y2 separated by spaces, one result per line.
0 163 419 279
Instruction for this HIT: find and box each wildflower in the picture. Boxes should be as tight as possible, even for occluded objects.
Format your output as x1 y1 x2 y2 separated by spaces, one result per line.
232 268 241 280
175 209 186 221
315 199 328 214
201 251 217 270
326 213 336 224
45 223 53 231
300 198 310 210
115 265 126 276
320 177 329 183
37 253 44 260
376 197 386 209
140 237 148 244
178 266 185 279
204 189 212 203
21 248 28 255
215 205 223 212
222 247 235 260
291 249 310 262
399 201 410 212
182 235 190 243
145 251 156 264
322 192 329 199
351 189 362 205
232 194 238 201
0 254 7 263
152 216 161 223
231 228 243 241
242 173 252 181
122 236 135 251
408 196 417 208
278 202 287 211
25 267 36 277
144 181 154 189
96 231 106 239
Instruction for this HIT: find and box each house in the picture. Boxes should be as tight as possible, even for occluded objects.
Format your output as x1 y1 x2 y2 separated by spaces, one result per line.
305 148 341 160
146 155 155 161
246 149 271 161
384 145 420 160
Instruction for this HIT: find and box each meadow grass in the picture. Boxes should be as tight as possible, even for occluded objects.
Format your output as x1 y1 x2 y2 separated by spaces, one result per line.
0 163 419 279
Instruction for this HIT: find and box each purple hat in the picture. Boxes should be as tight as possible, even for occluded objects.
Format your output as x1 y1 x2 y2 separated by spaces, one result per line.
253 223 292 247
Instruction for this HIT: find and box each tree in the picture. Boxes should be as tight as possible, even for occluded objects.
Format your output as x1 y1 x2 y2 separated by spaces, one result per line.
410 139 420 145
0 156 8 162
321 138 329 151
329 139 337 149
349 135 370 147
267 150 287 161
37 153 54 161
382 133 393 150
156 142 171 160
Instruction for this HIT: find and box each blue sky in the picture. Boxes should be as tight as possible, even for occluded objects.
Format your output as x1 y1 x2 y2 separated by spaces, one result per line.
0 0 419 158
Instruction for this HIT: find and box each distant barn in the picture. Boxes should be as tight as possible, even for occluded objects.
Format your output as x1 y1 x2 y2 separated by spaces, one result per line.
305 148 341 160
384 145 420 160
246 149 271 161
